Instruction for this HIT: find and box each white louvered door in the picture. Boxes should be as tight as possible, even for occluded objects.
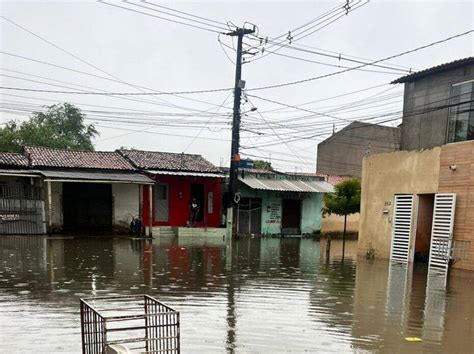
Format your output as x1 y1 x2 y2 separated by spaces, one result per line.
390 195 414 263
428 193 456 276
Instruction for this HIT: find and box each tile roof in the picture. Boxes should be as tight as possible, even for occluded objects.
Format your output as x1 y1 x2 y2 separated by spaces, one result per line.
0 152 29 167
24 146 135 170
119 149 220 173
316 174 353 186
391 57 474 84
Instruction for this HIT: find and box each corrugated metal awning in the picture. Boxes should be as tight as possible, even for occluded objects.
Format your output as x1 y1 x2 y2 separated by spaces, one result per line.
147 170 225 178
39 170 154 184
0 169 42 178
239 176 334 193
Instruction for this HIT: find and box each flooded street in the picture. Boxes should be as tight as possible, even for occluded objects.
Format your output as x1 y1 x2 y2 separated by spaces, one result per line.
1 236 473 353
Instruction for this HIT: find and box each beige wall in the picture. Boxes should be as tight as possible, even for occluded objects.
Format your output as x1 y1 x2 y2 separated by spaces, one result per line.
358 148 441 259
321 213 359 233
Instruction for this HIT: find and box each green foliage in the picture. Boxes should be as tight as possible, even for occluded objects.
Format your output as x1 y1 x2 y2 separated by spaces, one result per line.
252 159 272 170
323 178 361 217
0 103 98 152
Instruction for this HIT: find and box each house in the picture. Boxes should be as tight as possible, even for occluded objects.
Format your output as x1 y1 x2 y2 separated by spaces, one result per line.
316 121 401 177
0 152 44 234
358 57 474 273
1 146 154 235
237 169 334 236
118 149 225 237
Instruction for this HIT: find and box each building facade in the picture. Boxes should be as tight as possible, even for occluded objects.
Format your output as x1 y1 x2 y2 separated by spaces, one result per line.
316 121 401 177
237 170 333 236
119 149 225 237
0 146 154 235
358 57 474 273
393 57 474 150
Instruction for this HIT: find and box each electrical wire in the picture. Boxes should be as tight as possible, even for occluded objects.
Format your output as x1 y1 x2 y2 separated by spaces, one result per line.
246 30 474 91
99 0 227 34
0 85 233 96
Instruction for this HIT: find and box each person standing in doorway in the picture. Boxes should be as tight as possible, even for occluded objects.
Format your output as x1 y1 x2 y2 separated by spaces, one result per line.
190 198 200 227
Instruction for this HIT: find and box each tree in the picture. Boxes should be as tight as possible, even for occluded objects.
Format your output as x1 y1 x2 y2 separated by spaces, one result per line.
323 178 361 262
0 103 98 152
252 159 272 170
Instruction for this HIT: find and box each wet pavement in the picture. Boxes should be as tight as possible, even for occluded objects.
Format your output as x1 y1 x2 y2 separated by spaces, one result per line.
0 235 473 353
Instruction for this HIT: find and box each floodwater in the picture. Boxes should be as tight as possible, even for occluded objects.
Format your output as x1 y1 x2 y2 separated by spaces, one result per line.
0 236 473 353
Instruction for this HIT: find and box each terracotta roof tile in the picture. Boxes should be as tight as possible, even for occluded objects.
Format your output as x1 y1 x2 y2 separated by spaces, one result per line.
24 146 135 170
0 153 29 167
119 149 220 173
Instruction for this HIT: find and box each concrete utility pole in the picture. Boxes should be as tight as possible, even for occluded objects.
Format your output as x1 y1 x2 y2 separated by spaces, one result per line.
227 26 255 238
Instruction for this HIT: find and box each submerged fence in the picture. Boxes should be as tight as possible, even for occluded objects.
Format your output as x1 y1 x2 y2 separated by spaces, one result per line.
80 295 180 353
0 184 45 234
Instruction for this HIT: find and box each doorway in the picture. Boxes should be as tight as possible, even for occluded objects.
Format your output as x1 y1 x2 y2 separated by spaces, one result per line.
190 183 204 223
414 194 434 263
63 183 112 233
237 197 262 235
281 199 301 235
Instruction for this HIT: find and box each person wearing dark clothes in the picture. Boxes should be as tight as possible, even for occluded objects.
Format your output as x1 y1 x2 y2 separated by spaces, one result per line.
190 198 200 227
130 216 143 236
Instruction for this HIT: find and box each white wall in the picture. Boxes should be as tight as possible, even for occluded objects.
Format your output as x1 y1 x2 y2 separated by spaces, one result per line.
113 183 140 230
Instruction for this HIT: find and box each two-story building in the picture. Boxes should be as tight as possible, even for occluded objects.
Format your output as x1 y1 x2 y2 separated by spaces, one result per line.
358 57 474 273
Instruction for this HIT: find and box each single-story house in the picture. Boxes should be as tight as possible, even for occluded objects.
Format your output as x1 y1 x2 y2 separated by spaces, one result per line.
118 149 225 237
237 169 334 236
5 146 154 235
358 140 474 272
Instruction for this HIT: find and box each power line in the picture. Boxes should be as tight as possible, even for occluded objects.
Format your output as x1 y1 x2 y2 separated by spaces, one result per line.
124 1 229 32
99 0 227 34
0 86 233 96
183 92 233 152
0 52 233 111
246 30 474 91
141 1 228 27
256 50 406 75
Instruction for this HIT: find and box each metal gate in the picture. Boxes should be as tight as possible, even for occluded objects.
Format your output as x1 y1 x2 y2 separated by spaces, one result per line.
0 184 45 235
237 197 262 235
390 194 414 263
428 193 456 277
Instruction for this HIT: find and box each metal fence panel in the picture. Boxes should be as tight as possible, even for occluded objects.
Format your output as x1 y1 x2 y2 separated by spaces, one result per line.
80 295 180 354
0 184 45 234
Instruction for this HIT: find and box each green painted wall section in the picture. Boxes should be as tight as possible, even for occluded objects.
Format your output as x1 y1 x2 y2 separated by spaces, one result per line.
239 185 323 235
301 193 323 234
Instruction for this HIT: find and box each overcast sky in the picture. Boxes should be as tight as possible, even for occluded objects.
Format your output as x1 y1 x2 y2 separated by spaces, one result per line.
1 0 472 172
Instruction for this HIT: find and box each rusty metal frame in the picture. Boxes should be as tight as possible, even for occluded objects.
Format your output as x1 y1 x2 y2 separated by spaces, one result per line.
80 294 180 353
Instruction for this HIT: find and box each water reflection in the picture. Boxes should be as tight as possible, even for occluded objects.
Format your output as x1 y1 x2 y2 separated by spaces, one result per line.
0 236 473 353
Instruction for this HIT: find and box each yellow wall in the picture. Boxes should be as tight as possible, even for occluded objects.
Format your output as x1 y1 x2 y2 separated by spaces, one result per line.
358 148 441 259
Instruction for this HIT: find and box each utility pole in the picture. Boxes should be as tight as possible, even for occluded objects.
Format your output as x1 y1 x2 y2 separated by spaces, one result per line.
227 26 255 238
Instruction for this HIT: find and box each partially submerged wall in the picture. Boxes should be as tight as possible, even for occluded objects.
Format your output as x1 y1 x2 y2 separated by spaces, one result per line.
321 213 359 234
358 148 441 259
112 184 140 232
438 141 474 270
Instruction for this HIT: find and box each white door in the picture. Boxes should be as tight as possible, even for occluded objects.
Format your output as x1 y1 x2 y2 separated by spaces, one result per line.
428 193 456 276
390 194 414 263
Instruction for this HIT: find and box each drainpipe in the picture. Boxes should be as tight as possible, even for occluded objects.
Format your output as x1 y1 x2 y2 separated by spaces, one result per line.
148 184 153 238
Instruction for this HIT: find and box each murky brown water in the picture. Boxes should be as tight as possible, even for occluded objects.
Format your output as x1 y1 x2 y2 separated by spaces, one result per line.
0 236 473 353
